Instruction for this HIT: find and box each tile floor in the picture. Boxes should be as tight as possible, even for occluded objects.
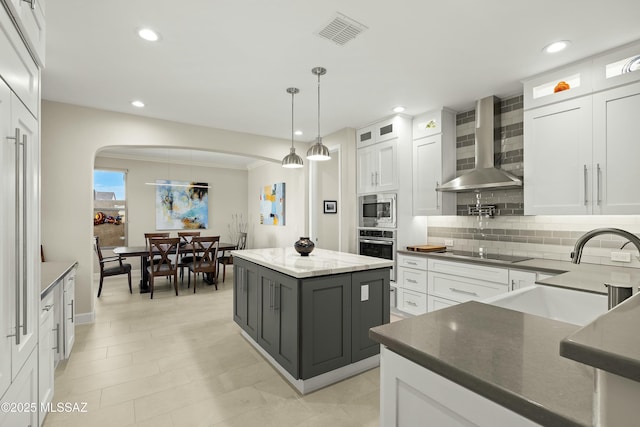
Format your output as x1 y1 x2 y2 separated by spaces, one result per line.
43 270 383 427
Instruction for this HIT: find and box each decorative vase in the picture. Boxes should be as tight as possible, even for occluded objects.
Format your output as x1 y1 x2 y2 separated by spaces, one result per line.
294 237 315 256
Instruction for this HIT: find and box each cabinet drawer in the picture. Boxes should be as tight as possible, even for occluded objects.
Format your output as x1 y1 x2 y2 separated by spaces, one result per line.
40 291 54 325
398 255 427 270
427 258 508 284
428 295 458 312
397 267 427 293
398 288 427 315
428 272 508 303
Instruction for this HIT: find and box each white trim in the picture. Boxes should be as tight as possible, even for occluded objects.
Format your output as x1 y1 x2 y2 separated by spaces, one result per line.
74 311 95 324
240 330 379 394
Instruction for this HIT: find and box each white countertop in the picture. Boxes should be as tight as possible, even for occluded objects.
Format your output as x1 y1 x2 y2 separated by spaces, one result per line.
41 261 77 297
231 247 393 278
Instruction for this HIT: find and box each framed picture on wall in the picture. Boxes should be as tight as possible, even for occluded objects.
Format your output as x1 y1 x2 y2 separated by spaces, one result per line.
323 200 337 214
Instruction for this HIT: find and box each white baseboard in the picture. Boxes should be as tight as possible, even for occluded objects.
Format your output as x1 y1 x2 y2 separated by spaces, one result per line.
240 330 379 394
75 311 95 324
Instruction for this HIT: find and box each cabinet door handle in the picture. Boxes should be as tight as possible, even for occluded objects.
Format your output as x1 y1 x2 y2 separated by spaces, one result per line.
21 133 28 336
269 282 273 311
584 165 588 206
435 181 440 209
511 280 516 291
375 171 379 185
407 261 417 266
7 128 22 344
406 301 418 306
371 173 374 186
22 0 36 10
597 163 602 206
449 287 478 297
69 300 74 323
42 304 54 312
407 279 418 284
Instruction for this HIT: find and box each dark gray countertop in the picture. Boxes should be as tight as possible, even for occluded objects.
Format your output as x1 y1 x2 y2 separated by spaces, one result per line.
561 292 640 382
370 301 593 427
41 261 77 297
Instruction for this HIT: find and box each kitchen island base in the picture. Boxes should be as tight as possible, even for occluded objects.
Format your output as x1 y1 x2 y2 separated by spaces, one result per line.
232 248 392 395
242 330 380 394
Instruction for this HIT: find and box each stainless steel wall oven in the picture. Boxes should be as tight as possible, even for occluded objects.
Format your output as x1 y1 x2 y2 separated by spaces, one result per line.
358 228 396 281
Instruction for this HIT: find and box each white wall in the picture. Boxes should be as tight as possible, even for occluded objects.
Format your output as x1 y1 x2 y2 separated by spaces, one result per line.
314 151 339 250
42 101 293 319
247 162 308 249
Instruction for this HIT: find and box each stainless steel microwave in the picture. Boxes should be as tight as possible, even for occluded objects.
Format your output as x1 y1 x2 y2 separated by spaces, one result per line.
358 193 396 228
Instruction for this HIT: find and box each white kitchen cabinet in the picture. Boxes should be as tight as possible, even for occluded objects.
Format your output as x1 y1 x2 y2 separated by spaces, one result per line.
412 109 456 215
38 292 54 426
0 348 38 427
380 346 541 427
63 271 75 359
5 0 46 67
0 3 42 424
592 81 640 214
524 96 593 215
357 139 398 194
396 254 428 316
427 258 509 310
508 269 537 291
524 40 640 215
427 295 457 312
356 116 399 148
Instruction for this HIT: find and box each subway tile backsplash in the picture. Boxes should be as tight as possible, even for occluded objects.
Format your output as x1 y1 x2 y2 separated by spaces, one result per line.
426 215 640 268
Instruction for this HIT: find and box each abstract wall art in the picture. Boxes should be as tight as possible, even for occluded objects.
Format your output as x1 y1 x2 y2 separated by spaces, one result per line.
260 182 285 226
155 180 209 230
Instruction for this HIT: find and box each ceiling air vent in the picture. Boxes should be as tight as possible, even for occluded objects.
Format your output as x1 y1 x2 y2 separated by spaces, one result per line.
316 13 368 46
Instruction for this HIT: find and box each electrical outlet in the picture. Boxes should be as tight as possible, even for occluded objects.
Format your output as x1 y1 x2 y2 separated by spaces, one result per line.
444 239 454 247
611 252 632 262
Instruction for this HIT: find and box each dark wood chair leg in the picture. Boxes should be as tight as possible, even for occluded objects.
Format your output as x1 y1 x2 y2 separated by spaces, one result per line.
98 275 104 297
174 272 179 296
222 264 226 283
127 271 132 294
150 276 154 299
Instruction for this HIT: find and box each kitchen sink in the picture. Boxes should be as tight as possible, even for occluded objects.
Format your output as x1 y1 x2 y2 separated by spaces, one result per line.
482 285 607 326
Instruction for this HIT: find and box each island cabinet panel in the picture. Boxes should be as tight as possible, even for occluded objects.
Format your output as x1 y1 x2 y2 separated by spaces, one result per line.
257 267 299 378
300 274 352 379
351 270 389 362
233 258 258 340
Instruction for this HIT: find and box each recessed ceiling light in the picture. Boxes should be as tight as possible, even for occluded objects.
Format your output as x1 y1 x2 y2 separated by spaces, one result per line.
131 100 145 108
543 40 570 54
393 106 405 113
294 130 303 136
138 28 159 42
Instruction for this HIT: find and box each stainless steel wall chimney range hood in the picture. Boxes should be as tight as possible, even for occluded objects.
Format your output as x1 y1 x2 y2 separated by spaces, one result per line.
436 96 522 192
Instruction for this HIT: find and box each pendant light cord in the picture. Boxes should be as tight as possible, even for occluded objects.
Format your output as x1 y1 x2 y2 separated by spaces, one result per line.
317 72 321 141
291 90 295 148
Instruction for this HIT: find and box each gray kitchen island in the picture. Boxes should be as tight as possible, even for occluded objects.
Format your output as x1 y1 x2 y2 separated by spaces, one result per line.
232 247 392 394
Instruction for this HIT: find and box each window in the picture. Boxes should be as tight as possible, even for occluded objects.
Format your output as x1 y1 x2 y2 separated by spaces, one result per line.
93 169 127 247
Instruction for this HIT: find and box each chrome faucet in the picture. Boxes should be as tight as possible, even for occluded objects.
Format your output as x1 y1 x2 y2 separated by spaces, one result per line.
571 228 640 264
571 228 640 309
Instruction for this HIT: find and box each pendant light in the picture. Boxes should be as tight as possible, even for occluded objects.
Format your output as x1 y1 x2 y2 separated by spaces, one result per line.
282 87 304 168
306 66 331 161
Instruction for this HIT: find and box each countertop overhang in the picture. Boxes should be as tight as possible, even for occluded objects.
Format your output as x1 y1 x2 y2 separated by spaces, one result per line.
370 301 593 427
231 247 393 278
41 261 78 297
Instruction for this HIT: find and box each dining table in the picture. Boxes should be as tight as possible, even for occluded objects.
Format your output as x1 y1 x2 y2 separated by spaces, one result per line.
113 241 237 293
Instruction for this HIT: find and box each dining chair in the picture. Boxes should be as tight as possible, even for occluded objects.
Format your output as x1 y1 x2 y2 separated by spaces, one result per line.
217 232 247 283
177 231 201 283
147 237 180 299
93 236 132 297
187 236 220 292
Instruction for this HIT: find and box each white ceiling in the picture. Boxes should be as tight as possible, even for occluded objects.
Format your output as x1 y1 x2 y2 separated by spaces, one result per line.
44 0 640 147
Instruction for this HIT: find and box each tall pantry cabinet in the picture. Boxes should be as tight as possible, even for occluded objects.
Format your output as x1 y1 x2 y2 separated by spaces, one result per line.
0 0 44 426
